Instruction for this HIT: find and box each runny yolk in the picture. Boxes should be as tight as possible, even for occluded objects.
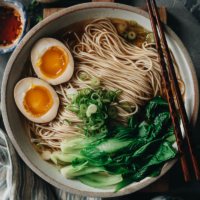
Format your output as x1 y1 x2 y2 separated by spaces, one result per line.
23 85 53 117
38 46 69 79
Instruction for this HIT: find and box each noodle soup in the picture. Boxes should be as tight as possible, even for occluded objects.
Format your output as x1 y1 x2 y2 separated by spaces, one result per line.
15 18 184 192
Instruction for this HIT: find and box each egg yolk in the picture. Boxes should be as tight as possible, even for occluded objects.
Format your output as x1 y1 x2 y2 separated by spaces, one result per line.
23 85 53 118
37 46 69 79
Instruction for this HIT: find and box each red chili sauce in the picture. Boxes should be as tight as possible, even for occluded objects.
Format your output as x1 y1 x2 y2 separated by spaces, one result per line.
0 6 22 46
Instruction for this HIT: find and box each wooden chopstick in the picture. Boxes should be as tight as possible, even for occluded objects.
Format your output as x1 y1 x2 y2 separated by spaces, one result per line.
146 0 192 181
150 0 200 180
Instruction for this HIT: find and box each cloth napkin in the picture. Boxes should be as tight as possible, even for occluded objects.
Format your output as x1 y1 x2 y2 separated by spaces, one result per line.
0 129 101 200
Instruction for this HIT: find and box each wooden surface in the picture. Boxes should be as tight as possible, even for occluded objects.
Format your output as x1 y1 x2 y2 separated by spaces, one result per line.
43 8 65 19
43 5 168 193
138 6 167 24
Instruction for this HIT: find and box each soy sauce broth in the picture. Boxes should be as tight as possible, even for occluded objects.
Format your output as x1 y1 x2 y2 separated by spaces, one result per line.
56 18 150 49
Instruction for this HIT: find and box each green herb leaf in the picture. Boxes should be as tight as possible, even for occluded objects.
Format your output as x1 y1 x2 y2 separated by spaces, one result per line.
146 96 169 120
36 16 42 23
63 119 71 126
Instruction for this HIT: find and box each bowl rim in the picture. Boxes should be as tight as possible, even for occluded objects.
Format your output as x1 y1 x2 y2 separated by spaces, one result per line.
0 0 28 54
1 2 199 198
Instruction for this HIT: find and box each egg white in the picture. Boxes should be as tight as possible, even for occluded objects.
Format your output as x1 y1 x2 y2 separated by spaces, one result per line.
14 77 59 123
31 38 74 85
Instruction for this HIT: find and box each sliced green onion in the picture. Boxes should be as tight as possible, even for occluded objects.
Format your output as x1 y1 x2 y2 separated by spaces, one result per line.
96 89 104 95
77 125 86 131
81 88 92 95
97 113 104 120
36 144 44 153
91 77 100 87
102 99 110 103
97 101 103 110
106 91 114 100
91 93 101 101
27 0 40 16
104 105 108 112
31 0 39 6
77 113 86 119
66 104 79 112
36 16 42 23
90 123 104 131
101 112 108 119
80 73 90 81
63 119 71 126
100 126 108 134
71 94 78 104
89 117 95 125
127 31 136 40
95 118 104 124
146 33 155 44
79 97 88 105
83 118 90 126
80 104 87 114
113 89 122 101
108 106 118 118
86 104 98 117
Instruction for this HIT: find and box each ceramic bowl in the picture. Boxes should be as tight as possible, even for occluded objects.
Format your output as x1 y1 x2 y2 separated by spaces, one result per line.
0 0 28 54
1 2 199 198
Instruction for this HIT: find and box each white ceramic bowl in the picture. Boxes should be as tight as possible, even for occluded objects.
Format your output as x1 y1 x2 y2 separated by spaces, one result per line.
1 2 199 198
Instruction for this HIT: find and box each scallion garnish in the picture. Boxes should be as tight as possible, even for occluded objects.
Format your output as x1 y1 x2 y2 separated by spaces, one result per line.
36 16 43 23
80 104 88 114
63 119 71 126
91 77 100 87
65 87 124 136
108 106 118 118
127 31 136 40
86 104 97 117
80 73 90 81
66 104 79 112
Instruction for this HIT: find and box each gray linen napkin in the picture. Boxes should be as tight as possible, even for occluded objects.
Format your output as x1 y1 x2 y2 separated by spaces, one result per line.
0 129 101 200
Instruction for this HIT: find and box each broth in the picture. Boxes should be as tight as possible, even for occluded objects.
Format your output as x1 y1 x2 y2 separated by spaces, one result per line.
57 18 149 48
28 18 185 155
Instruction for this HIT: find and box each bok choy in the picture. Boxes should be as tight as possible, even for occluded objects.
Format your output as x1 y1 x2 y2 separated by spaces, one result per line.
51 96 177 192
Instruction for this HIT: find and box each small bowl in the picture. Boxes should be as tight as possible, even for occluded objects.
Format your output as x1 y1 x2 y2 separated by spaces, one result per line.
0 0 28 54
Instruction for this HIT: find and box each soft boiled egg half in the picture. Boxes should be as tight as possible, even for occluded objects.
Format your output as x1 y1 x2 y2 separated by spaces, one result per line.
14 77 59 123
31 38 74 85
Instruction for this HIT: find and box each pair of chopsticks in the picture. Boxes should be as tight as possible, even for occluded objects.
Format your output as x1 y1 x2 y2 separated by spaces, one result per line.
146 0 200 181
